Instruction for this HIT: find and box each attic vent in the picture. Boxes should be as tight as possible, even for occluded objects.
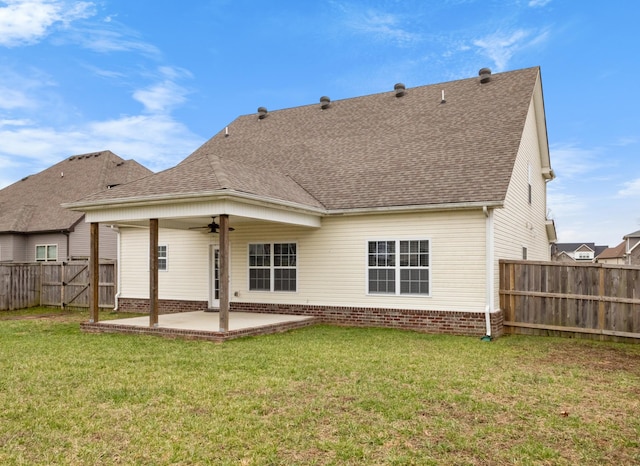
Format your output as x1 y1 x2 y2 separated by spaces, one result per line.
257 107 268 119
479 68 492 83
320 96 331 109
394 83 406 97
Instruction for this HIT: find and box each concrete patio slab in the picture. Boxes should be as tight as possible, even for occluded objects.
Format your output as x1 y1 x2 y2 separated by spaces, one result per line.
80 311 318 342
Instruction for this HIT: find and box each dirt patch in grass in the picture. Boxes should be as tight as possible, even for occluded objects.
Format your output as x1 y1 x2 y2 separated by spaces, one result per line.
543 341 640 374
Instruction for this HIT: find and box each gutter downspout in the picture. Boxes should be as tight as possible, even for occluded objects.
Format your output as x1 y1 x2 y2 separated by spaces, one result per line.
111 225 121 311
483 206 494 341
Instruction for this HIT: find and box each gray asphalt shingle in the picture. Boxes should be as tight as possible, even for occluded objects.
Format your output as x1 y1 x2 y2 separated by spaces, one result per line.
72 67 542 212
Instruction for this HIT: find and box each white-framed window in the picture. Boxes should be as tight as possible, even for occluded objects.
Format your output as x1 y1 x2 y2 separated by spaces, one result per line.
248 242 297 292
367 240 430 295
158 245 168 271
576 251 593 260
35 244 58 262
527 162 532 204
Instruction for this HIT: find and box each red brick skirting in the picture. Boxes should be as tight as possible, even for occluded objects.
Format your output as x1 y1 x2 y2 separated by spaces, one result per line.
111 298 503 339
118 298 208 314
231 302 503 338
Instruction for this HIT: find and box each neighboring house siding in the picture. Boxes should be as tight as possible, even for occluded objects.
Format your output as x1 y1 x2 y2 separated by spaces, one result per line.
0 235 15 261
0 234 27 262
628 243 640 265
598 257 625 265
24 232 68 262
70 220 118 260
493 99 551 304
118 211 488 313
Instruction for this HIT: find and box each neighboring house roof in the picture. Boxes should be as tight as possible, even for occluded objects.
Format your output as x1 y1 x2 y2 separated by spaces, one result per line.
0 151 152 233
624 230 640 239
73 67 548 213
597 241 626 260
552 243 609 257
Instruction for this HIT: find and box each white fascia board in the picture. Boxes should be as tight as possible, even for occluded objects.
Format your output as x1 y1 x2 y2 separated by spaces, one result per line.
533 73 554 180
84 197 321 228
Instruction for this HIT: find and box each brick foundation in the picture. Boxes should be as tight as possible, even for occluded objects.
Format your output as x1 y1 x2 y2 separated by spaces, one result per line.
231 302 503 338
117 298 208 314
115 298 503 337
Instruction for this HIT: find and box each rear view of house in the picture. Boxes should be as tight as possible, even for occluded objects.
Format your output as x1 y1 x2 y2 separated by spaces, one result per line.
0 151 152 262
67 67 556 337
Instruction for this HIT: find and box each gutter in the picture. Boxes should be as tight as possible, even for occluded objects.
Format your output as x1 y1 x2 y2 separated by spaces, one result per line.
482 205 494 341
110 225 122 311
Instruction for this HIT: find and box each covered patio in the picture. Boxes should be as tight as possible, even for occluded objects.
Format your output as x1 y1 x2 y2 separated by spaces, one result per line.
81 311 319 342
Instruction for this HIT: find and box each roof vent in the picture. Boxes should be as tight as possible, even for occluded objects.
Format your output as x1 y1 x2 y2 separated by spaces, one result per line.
320 96 331 109
479 68 492 83
257 107 268 119
394 83 406 97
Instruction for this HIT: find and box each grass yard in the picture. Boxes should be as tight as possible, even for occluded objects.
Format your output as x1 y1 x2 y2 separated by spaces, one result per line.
1 309 639 465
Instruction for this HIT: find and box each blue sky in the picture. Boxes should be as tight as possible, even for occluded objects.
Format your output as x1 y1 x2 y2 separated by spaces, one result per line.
0 0 638 247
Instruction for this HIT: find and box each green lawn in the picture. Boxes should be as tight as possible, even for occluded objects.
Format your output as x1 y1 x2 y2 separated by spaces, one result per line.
1 309 639 465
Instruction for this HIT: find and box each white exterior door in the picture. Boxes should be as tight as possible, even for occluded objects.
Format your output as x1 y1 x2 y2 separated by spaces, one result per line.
209 245 219 309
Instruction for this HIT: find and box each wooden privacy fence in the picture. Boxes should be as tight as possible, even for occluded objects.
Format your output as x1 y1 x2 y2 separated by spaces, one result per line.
500 260 640 341
0 261 115 311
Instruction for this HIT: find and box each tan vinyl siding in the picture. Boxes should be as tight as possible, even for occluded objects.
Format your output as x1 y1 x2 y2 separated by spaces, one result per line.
493 97 552 305
119 227 212 300
235 211 487 312
119 211 488 311
494 100 550 261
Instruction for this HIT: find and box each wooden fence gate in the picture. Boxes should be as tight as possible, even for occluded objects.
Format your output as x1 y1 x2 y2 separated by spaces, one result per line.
500 260 640 342
0 261 115 311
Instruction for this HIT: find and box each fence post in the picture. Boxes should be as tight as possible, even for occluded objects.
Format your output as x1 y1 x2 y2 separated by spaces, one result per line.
598 266 605 331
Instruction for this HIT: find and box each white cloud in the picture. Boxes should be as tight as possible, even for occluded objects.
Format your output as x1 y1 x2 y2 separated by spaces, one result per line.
132 67 193 114
0 0 95 47
0 85 34 109
472 28 549 71
341 7 420 45
528 0 551 6
0 118 32 126
617 178 640 198
0 114 202 174
70 25 161 56
549 143 602 179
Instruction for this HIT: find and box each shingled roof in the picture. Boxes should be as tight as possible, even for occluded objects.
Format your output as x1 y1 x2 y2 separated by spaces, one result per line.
72 67 544 212
596 241 626 260
0 151 152 233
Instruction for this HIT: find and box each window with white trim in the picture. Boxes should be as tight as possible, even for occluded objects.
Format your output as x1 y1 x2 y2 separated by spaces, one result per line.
527 162 532 204
368 240 430 295
249 243 297 292
35 244 57 262
158 245 168 271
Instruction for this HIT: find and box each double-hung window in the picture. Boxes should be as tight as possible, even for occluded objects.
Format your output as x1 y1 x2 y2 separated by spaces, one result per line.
368 240 430 295
35 244 58 262
249 243 297 292
158 245 168 271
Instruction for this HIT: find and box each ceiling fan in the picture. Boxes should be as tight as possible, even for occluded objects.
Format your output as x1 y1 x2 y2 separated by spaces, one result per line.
189 216 235 234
